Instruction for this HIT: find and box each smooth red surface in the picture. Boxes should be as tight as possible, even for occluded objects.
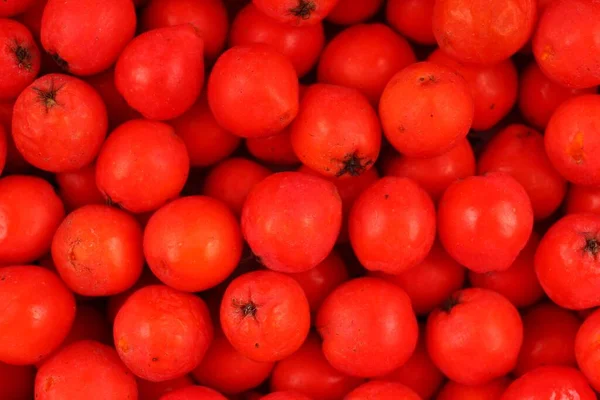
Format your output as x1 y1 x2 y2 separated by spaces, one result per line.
220 271 311 362
0 0 37 17
0 176 65 265
349 177 436 274
375 243 465 316
344 381 421 400
566 184 600 215
144 196 243 292
242 172 342 273
270 334 363 400
0 125 5 176
114 285 214 382
327 0 383 24
137 375 194 400
386 0 435 44
433 0 536 65
535 213 600 309
427 288 523 385
515 303 580 376
501 366 595 400
576 308 600 391
12 73 108 172
159 386 227 400
208 44 299 138
318 23 416 105
383 138 475 203
246 130 300 166
56 163 105 211
252 0 340 26
544 94 600 186
230 4 324 77
533 0 600 89
468 233 544 308
193 333 274 395
437 378 510 400
291 84 381 178
438 172 534 273
428 49 518 131
141 0 228 60
170 95 240 168
203 158 271 216
519 62 596 129
35 340 137 400
115 25 205 121
0 362 34 400
51 204 144 296
40 0 136 75
286 250 349 313
380 62 474 158
0 266 75 365
478 124 566 220
96 119 189 213
0 19 40 100
317 277 418 377
260 392 312 400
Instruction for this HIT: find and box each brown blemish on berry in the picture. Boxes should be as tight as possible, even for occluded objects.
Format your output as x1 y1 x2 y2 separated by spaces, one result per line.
567 131 585 164
335 152 373 178
44 377 55 392
118 337 130 353
540 45 555 61
290 0 316 20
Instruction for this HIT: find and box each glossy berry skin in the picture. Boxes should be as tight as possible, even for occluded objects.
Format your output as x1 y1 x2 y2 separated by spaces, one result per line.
544 94 600 186
501 366 596 400
270 334 363 400
291 84 381 178
533 0 600 89
12 74 108 172
114 285 214 382
535 213 600 310
349 177 436 275
386 0 436 45
427 288 523 385
41 0 136 76
437 378 511 400
380 325 445 399
433 0 536 65
575 308 600 391
317 23 416 105
51 204 144 296
468 233 544 309
55 164 105 211
203 158 271 216
208 44 299 138
326 0 383 24
192 333 274 395
141 0 229 60
383 138 475 203
0 175 64 265
345 381 420 400
261 392 312 400
317 277 419 378
0 266 75 365
220 271 311 362
478 124 567 220
246 130 300 166
519 62 596 130
379 62 474 158
0 362 34 400
170 95 240 168
374 243 465 316
0 125 5 176
566 185 600 215
252 0 341 26
115 25 204 121
159 386 227 400
96 119 189 213
144 196 243 292
230 4 325 77
286 250 349 314
242 172 342 273
516 303 580 377
438 172 534 273
34 340 137 400
428 49 518 131
0 19 40 101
